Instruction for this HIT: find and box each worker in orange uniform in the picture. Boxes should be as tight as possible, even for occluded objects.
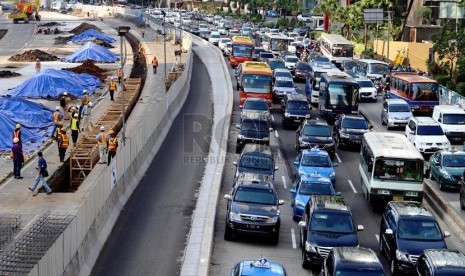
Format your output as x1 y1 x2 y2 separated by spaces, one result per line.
57 127 69 162
35 58 41 74
117 66 122 84
107 130 118 165
52 106 63 140
109 77 117 101
12 123 22 146
79 90 89 119
152 56 158 74
70 113 80 146
96 126 107 164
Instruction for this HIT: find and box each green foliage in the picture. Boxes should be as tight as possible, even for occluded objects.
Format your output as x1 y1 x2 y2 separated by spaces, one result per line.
435 74 452 86
455 82 465 96
235 7 241 16
418 6 432 25
432 20 465 77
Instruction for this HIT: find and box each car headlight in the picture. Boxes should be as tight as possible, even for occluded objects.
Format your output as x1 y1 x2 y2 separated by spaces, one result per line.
325 143 335 148
340 133 350 138
377 189 390 195
284 112 290 117
305 241 318 253
237 134 245 139
266 216 279 223
263 136 270 141
229 212 242 222
396 250 409 262
405 191 419 197
442 170 455 180
295 199 305 207
329 172 336 178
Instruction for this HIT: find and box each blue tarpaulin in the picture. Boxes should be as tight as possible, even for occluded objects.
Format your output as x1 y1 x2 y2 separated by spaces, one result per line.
0 97 53 152
71 29 116 44
9 68 100 99
63 41 119 63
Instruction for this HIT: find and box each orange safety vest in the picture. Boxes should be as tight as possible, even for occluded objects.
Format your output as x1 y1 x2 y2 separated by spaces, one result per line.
152 58 158 67
98 133 107 145
108 137 118 152
110 81 116 90
53 111 61 124
60 134 69 149
117 68 122 77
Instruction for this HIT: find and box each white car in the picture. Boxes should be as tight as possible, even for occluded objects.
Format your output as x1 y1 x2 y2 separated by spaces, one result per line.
217 27 227 35
199 24 209 32
287 32 300 40
355 77 377 102
287 42 299 54
381 99 413 130
218 38 232 52
432 105 465 143
209 32 221 45
297 14 312 22
405 117 451 154
284 55 299 70
224 42 232 56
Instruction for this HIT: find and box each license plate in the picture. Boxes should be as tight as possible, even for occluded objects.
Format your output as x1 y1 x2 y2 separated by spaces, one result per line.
354 140 361 143
249 225 257 229
294 119 301 122
393 196 404 201
453 138 462 141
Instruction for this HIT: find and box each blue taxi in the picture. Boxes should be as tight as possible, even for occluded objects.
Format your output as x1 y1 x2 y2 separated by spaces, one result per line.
230 258 287 276
290 174 340 221
293 148 338 186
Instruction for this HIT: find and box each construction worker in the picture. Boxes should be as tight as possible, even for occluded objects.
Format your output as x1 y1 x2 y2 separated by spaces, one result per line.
12 123 22 146
152 56 158 74
69 104 79 120
80 102 93 131
11 137 24 179
55 122 63 150
79 90 90 119
57 127 69 162
70 113 80 146
107 130 118 165
35 58 41 74
52 106 63 140
60 92 69 120
96 126 107 164
28 151 52 195
117 66 122 84
141 28 145 38
109 77 117 101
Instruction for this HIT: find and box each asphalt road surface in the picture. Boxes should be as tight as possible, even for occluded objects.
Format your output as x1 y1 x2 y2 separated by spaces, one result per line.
91 52 213 276
0 23 35 58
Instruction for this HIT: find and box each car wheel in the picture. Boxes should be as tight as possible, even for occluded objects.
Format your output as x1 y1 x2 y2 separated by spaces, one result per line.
270 231 279 245
236 83 239 90
235 144 242 154
460 193 465 210
224 221 234 241
439 179 444 191
381 116 385 125
295 143 300 152
302 249 311 269
391 259 399 276
282 121 288 130
429 170 435 181
335 135 341 149
379 235 384 256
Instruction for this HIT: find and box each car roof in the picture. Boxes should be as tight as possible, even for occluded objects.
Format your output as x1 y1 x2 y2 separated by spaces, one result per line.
303 119 329 127
238 259 286 275
333 247 383 266
423 249 465 270
340 114 366 121
388 201 434 218
244 98 267 103
302 147 330 156
437 147 465 156
242 117 269 124
412 116 439 125
312 196 349 211
274 68 291 74
275 76 293 82
286 94 307 101
300 175 332 183
386 98 409 105
434 105 465 114
354 77 372 82
268 58 284 62
241 144 272 156
236 172 273 185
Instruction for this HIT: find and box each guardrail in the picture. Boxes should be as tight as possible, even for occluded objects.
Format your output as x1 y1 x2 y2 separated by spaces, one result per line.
439 85 465 108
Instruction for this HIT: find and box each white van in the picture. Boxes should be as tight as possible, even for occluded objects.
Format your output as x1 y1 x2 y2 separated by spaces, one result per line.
432 105 465 143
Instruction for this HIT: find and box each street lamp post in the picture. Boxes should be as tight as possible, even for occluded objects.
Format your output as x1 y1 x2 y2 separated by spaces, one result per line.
118 26 130 145
162 11 167 91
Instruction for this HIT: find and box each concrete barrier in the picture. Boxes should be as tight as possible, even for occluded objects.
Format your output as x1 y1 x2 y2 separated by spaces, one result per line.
23 11 195 276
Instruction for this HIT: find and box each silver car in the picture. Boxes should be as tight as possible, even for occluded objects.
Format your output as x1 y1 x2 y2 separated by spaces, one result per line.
381 99 413 130
240 98 271 122
272 77 297 103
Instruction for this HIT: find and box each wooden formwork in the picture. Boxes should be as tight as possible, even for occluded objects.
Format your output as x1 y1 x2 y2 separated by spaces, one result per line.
69 78 142 188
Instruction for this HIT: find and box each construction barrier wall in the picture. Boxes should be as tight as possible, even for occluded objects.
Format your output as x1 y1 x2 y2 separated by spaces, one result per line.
373 39 432 72
28 22 193 276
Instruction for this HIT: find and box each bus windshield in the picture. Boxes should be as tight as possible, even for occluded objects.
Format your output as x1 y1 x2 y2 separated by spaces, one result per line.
410 83 439 101
271 39 289 51
242 75 272 93
232 45 253 57
331 45 353 58
328 83 359 107
368 63 389 75
373 158 423 182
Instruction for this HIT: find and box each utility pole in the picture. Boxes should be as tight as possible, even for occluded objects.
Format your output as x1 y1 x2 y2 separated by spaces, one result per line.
387 11 391 64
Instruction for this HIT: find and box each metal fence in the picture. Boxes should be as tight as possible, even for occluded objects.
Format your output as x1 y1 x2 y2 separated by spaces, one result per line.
439 85 465 108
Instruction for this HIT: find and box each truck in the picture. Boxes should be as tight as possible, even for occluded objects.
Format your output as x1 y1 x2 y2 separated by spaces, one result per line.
8 0 41 23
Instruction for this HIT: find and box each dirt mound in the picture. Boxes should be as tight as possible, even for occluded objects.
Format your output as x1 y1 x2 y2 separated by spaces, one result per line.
54 35 73 45
63 60 107 79
70 23 101 35
39 22 64 27
8 49 59 62
0 71 21 78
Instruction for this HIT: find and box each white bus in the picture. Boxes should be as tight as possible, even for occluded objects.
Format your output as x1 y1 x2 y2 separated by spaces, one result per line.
359 132 425 211
261 33 293 56
354 59 389 82
305 61 338 104
319 33 354 67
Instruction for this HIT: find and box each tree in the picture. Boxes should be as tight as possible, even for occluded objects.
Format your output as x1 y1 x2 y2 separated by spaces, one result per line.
431 20 465 78
333 2 364 38
418 6 432 25
313 0 338 31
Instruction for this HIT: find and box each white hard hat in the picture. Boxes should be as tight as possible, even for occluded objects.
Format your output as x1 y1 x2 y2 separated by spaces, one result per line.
55 106 60 111
63 92 68 96
88 102 93 107
13 138 19 143
100 126 105 131
74 113 78 118
76 105 80 109
83 89 88 94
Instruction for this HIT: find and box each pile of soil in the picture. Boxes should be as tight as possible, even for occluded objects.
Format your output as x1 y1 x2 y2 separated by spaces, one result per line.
8 49 59 62
54 35 73 45
0 71 21 78
94 39 114 48
70 23 101 35
63 60 107 79
0 30 7 41
38 22 63 27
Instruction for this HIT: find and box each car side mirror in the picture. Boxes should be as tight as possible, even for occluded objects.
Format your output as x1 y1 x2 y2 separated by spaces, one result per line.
438 118 442 122
269 127 274 132
357 225 364 231
224 194 231 200
278 199 285 205
333 162 338 167
233 161 237 166
409 130 414 134
369 125 373 130
335 191 342 196
281 99 285 106
235 124 240 129
274 166 279 171
298 221 307 228
385 228 393 235
293 160 299 166
434 160 440 166
444 231 451 238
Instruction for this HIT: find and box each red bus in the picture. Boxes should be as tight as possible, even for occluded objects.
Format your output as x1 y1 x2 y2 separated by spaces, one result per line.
236 62 273 106
229 36 254 68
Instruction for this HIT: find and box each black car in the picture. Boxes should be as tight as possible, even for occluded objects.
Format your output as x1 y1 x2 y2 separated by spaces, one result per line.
415 249 465 276
189 26 200 36
252 47 265 61
321 247 385 276
294 26 310 37
234 144 278 179
200 30 210 40
267 58 286 71
235 118 272 153
281 94 311 129
293 61 311 82
333 114 372 149
295 120 335 160
379 201 450 275
299 196 363 269
233 172 274 188
224 178 284 244
309 52 330 63
259 51 274 62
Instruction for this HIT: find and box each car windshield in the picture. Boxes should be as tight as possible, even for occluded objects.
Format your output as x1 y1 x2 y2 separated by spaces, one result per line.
358 80 374 88
260 53 274 59
241 119 269 131
442 154 465 167
398 219 443 241
296 63 310 70
244 100 268 111
334 271 384 276
417 125 444 135
310 213 354 234
232 45 253 57
287 100 309 110
443 114 465 125
234 187 276 205
410 83 439 101
275 72 292 79
302 125 331 137
239 154 273 171
299 182 334 195
315 56 330 62
389 104 411 112
286 57 299 63
211 34 220 38
373 159 424 182
221 38 231 43
242 75 272 93
328 84 359 108
343 61 357 71
276 80 294 88
268 61 285 70
368 63 389 75
331 46 354 58
271 39 289 52
300 154 331 167
342 118 368 129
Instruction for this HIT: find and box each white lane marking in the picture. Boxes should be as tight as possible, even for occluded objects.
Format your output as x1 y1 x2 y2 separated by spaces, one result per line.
348 180 357 193
274 130 279 138
291 228 297 249
375 234 380 242
335 153 342 163
278 150 283 160
281 176 287 189
271 115 275 122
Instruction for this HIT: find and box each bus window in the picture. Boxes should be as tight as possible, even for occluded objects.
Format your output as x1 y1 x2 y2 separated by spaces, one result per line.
374 159 423 182
411 83 439 101
328 84 359 107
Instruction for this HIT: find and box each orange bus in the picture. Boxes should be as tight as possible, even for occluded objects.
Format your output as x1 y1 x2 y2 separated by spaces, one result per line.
229 36 254 68
236 61 273 106
387 72 439 114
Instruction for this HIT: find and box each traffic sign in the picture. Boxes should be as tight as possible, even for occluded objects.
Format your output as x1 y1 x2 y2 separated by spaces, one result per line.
364 9 384 24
